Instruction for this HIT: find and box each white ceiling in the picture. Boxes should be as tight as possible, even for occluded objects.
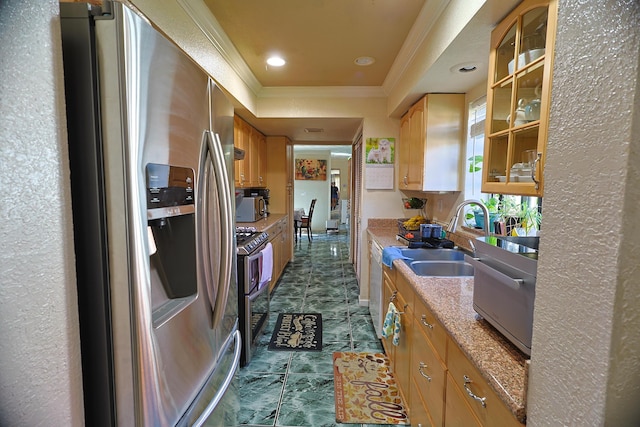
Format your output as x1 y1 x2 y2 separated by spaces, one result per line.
203 0 520 149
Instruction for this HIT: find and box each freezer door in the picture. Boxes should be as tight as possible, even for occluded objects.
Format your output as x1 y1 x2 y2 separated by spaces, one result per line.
87 3 237 426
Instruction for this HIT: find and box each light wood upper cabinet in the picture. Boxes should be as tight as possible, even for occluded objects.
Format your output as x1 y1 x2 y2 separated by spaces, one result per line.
482 0 558 196
234 116 267 188
399 93 465 192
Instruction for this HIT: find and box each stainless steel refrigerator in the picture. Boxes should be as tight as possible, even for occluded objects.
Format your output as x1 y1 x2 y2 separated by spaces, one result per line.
60 2 240 425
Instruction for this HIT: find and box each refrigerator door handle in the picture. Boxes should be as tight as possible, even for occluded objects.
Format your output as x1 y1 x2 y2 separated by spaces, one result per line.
191 329 242 427
204 130 235 331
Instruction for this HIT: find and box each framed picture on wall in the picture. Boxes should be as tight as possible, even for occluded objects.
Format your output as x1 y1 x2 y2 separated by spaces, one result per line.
295 158 328 180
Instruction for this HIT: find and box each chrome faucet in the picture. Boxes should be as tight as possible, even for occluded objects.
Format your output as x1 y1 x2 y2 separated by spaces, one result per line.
447 199 490 237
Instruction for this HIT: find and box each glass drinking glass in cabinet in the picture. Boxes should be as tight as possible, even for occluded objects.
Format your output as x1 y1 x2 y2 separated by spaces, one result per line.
512 127 539 182
496 24 516 81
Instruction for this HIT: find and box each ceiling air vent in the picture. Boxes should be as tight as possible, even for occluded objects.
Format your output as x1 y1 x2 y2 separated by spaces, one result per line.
304 128 324 133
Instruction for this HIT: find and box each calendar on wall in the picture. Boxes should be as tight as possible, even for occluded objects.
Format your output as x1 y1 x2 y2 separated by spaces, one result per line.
365 137 395 190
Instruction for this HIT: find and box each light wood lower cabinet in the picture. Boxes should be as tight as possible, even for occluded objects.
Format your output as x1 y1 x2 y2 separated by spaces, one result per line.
266 216 289 293
446 338 522 427
382 266 524 427
381 266 412 406
412 327 446 426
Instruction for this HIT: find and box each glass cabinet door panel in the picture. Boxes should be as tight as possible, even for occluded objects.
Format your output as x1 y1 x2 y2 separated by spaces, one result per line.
518 7 548 70
496 23 517 81
490 79 512 134
512 127 539 176
485 134 509 182
515 63 544 124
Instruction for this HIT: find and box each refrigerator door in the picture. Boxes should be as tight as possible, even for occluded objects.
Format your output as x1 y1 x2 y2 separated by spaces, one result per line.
61 3 238 426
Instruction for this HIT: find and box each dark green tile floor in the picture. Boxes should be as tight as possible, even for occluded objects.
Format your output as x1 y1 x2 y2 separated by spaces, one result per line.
236 225 394 427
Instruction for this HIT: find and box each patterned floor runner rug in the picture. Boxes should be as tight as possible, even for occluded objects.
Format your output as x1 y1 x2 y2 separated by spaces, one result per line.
268 313 322 351
333 352 409 424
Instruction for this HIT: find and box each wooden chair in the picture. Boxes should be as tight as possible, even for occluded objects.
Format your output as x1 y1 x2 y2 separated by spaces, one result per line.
299 199 317 242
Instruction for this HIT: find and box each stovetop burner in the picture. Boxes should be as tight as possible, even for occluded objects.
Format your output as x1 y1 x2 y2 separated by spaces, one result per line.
236 226 269 255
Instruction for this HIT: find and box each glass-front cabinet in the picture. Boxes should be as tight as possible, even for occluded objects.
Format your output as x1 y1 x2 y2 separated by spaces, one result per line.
482 0 558 196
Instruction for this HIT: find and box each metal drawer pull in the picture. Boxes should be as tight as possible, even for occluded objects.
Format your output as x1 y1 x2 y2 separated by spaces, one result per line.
463 375 486 408
420 314 433 329
418 362 431 382
396 303 408 315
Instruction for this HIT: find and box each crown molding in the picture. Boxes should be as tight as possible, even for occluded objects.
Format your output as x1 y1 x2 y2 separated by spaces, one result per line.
176 0 262 95
258 86 386 99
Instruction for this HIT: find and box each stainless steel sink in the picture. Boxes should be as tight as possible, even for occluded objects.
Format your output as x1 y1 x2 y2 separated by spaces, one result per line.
405 260 474 277
399 248 466 262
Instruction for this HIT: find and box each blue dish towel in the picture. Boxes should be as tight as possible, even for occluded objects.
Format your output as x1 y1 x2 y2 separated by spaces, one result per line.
381 247 411 268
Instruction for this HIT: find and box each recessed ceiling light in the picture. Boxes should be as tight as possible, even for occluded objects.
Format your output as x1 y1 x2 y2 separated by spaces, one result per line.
267 56 286 67
450 62 480 74
354 56 375 66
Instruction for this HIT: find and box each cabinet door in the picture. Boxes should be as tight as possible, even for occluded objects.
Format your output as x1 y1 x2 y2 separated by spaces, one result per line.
256 132 267 187
234 116 248 187
406 99 426 190
399 113 411 189
248 128 266 187
392 291 412 406
445 374 482 427
447 339 524 427
381 271 395 356
482 0 557 196
411 378 436 427
412 327 446 426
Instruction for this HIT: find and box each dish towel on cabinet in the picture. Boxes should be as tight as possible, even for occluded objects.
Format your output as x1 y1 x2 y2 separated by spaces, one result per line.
381 302 402 346
258 242 273 290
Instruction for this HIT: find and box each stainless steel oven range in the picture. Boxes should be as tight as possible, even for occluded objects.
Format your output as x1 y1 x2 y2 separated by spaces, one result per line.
236 226 271 366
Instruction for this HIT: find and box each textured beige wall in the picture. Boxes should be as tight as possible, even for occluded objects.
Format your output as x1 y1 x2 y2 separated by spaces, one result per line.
0 1 84 425
527 1 640 425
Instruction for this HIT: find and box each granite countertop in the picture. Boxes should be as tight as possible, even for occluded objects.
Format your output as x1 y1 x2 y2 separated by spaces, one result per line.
367 220 528 423
237 213 287 234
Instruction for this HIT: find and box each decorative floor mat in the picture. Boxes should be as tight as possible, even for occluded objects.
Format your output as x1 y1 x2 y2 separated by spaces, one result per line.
333 352 409 425
268 313 322 351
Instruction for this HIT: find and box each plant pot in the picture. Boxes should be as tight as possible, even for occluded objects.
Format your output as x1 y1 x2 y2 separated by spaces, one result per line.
473 211 500 233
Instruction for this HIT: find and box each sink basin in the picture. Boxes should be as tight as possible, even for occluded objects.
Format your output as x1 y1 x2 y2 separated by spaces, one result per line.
399 248 466 262
405 260 474 277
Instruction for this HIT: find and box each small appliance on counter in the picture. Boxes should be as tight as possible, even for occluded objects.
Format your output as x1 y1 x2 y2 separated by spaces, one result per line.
243 188 270 216
465 236 539 356
236 196 266 222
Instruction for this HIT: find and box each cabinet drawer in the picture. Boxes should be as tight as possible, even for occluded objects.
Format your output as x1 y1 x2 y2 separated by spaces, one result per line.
410 377 436 427
444 373 482 427
414 295 447 361
412 327 446 426
447 339 524 427
395 272 414 312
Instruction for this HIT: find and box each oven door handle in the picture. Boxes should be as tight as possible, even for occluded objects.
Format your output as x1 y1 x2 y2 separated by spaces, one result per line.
248 277 269 302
